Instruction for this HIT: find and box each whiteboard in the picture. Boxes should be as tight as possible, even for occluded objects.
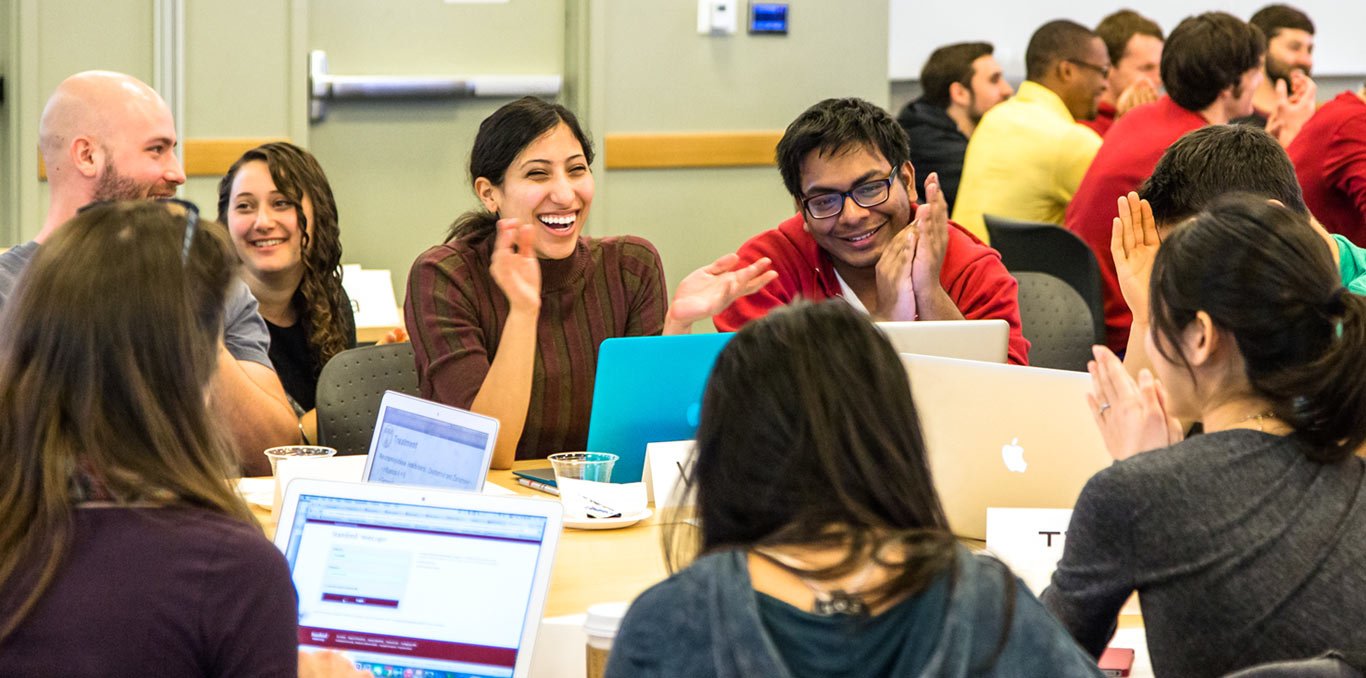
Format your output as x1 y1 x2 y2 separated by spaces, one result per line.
889 0 1366 80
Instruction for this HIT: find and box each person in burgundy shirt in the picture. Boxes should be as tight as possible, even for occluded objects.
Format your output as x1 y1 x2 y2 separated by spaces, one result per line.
1064 12 1274 352
1083 10 1164 138
1288 87 1366 244
715 98 1030 366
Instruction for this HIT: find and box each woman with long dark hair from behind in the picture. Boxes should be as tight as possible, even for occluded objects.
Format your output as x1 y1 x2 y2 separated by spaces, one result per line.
1043 194 1366 677
0 202 361 676
406 96 775 468
606 301 1102 677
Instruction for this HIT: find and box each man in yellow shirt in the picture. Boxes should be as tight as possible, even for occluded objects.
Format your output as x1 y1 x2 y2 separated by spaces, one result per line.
952 20 1110 241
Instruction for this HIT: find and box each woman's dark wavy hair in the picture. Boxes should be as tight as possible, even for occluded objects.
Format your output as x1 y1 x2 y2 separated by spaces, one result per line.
447 97 594 243
1149 194 1366 462
0 201 251 642
666 300 958 608
216 142 350 370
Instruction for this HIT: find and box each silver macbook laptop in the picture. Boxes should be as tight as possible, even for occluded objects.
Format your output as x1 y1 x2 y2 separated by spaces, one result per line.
900 353 1112 539
275 478 563 678
877 319 1009 363
361 391 498 492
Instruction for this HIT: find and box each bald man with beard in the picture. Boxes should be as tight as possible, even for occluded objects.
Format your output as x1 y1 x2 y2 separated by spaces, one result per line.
0 71 300 475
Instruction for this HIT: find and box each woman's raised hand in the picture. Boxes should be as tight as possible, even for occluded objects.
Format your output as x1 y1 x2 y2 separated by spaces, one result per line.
489 218 542 314
1087 345 1183 461
664 254 777 334
1111 192 1160 325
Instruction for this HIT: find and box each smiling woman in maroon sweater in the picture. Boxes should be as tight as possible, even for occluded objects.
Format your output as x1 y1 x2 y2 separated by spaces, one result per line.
405 97 775 467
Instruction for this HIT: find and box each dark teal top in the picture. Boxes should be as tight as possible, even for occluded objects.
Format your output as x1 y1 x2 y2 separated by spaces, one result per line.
755 571 948 678
606 545 1103 678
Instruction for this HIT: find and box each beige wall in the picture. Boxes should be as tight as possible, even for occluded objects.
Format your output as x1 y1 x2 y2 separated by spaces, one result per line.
179 0 306 215
305 0 565 303
587 0 891 302
7 0 158 243
1 0 11 238
3 0 892 309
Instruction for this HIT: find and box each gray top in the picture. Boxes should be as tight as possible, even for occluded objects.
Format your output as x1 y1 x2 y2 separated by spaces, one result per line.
1042 429 1366 678
0 239 272 367
607 545 1103 678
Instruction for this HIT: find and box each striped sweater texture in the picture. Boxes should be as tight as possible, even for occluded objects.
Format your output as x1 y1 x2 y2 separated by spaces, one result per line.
405 233 667 460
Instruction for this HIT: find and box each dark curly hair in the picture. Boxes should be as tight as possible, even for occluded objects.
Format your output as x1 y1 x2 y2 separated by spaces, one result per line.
217 142 350 371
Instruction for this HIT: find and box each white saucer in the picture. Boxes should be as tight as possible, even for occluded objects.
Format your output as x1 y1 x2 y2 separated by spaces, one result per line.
563 508 652 531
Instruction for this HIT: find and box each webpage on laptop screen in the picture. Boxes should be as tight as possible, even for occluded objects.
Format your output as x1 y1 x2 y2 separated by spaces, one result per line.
368 409 489 490
283 494 548 678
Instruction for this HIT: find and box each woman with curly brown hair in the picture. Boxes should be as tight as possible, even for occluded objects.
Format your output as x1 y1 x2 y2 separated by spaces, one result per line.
218 142 399 437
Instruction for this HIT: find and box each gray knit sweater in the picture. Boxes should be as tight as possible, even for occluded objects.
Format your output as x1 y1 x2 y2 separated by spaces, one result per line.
1042 429 1366 678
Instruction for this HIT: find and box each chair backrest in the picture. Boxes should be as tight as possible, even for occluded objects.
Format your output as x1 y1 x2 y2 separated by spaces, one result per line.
315 342 420 456
984 214 1106 346
1014 271 1094 371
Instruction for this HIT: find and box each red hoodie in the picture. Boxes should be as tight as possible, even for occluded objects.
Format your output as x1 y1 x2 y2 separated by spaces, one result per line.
715 211 1031 365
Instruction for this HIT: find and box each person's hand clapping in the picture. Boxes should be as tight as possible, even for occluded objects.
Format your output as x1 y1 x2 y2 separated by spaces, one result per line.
874 219 917 322
1087 345 1183 461
1266 71 1317 147
1111 192 1160 325
664 254 777 333
1115 77 1159 117
489 218 542 315
909 172 951 306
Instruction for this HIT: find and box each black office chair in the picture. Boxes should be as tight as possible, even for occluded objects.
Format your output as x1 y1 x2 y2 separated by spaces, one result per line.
984 214 1106 347
315 342 420 456
1013 271 1094 372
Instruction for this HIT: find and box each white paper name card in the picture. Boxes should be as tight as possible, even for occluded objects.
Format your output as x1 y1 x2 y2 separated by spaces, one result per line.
557 479 647 519
341 267 401 329
643 440 696 508
985 507 1073 596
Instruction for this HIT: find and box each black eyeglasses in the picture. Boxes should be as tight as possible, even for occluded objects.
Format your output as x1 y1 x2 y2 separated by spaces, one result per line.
801 174 895 219
78 198 200 263
1067 58 1112 78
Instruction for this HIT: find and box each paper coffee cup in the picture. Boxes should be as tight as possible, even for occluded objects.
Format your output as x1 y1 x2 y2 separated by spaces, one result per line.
584 601 630 678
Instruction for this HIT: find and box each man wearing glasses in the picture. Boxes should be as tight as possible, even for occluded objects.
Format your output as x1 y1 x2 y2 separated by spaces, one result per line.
714 98 1030 366
951 20 1109 241
0 71 299 475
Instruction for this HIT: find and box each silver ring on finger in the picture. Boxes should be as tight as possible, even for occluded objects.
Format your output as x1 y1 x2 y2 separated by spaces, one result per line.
1098 402 1112 415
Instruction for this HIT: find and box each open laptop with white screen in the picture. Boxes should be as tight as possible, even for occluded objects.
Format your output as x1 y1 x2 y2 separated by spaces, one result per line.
361 391 498 492
275 479 562 678
876 319 1009 363
900 353 1112 540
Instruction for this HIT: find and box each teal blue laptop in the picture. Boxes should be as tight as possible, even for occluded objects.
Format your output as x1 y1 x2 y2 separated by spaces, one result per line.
585 332 735 483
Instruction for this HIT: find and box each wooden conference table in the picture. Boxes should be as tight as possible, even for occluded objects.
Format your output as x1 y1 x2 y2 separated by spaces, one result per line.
252 460 670 618
251 461 1143 625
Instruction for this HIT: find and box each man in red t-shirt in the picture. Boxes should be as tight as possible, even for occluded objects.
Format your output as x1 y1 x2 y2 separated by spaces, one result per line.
1064 12 1289 352
1287 87 1366 244
1084 10 1164 138
715 98 1030 365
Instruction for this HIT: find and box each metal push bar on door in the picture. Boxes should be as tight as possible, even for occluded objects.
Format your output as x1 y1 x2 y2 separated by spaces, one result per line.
308 50 562 123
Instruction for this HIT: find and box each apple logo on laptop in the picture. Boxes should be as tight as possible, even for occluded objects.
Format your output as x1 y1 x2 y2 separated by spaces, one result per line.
1001 437 1027 473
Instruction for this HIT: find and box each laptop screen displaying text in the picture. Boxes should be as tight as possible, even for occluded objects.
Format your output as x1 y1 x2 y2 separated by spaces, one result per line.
367 408 490 491
282 493 550 677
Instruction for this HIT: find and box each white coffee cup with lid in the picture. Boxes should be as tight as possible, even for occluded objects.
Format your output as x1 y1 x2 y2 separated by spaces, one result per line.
584 601 630 678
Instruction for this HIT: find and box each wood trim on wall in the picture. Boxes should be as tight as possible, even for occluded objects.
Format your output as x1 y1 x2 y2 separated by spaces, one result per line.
603 131 783 169
38 137 289 180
